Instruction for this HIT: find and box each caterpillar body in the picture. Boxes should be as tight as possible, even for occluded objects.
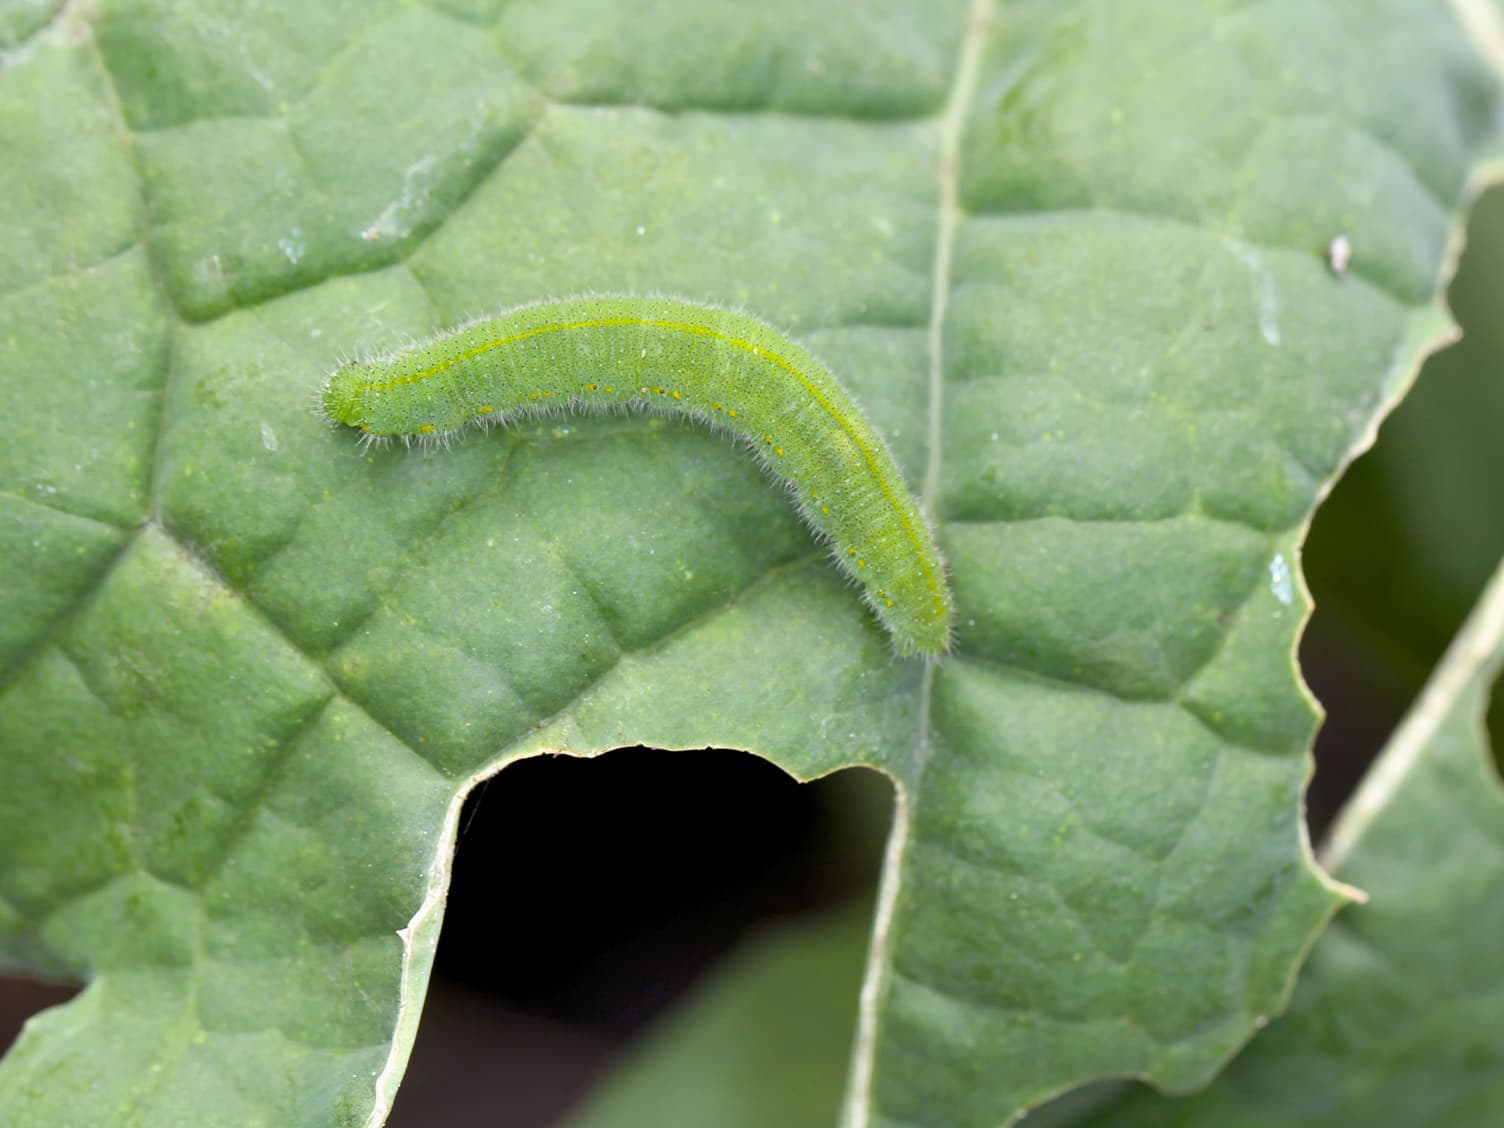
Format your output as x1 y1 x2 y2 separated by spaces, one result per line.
321 296 952 656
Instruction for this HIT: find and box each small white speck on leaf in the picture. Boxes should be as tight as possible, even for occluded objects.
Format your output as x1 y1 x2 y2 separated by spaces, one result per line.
1327 235 1352 276
1269 553 1293 605
277 230 304 264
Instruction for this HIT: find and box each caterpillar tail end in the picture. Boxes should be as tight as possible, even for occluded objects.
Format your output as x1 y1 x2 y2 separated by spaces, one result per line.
896 620 954 659
876 593 954 659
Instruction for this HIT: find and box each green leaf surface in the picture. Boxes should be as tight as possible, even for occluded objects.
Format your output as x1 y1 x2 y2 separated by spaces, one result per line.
1091 552 1504 1126
1 2 1499 1126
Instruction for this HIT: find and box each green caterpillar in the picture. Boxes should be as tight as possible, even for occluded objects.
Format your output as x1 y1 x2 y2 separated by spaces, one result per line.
321 296 952 656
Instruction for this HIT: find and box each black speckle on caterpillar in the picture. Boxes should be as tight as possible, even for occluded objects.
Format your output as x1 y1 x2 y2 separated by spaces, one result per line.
321 295 952 656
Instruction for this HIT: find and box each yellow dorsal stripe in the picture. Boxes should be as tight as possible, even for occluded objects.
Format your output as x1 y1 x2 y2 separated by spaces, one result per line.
368 315 944 616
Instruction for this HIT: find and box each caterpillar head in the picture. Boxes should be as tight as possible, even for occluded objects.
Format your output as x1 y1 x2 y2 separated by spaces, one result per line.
320 363 367 430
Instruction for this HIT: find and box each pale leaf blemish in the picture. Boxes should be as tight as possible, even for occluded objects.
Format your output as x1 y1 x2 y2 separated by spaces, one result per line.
278 229 305 265
238 42 275 92
259 423 279 452
191 253 226 289
361 155 438 242
1229 243 1282 347
1269 552 1293 605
